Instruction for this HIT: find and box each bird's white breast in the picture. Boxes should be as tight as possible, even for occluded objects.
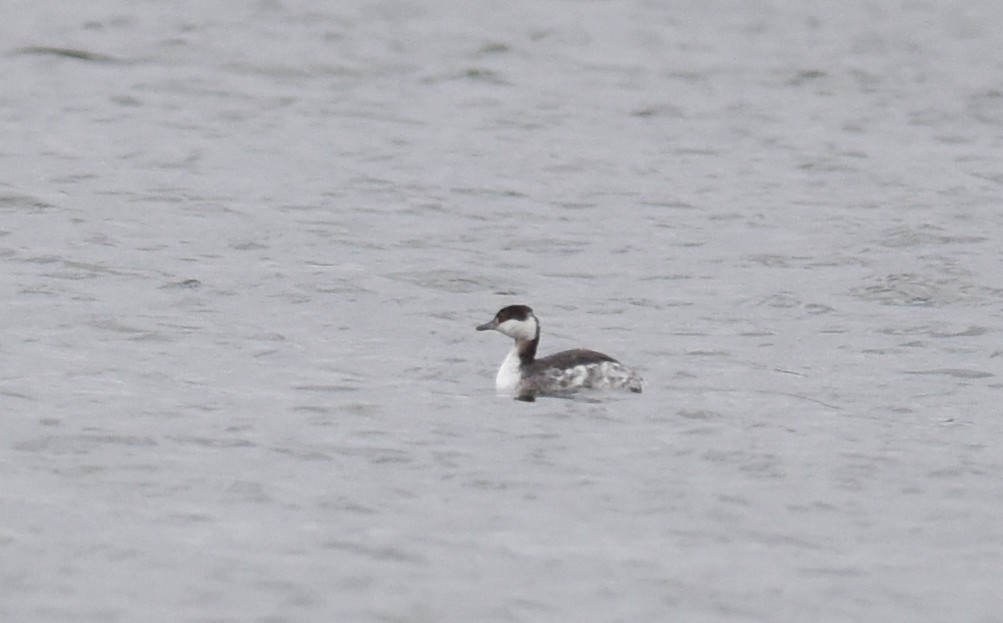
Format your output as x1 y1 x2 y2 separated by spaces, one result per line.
495 346 523 394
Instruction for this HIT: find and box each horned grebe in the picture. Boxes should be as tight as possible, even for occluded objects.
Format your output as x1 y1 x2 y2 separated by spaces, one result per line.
476 305 643 401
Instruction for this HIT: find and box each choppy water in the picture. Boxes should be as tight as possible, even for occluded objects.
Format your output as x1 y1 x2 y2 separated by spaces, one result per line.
3 1 1003 621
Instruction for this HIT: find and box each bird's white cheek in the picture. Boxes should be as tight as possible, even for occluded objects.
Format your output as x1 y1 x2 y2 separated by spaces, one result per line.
496 318 537 340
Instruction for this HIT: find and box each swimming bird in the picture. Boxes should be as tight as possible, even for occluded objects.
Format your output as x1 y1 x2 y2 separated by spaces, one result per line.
476 304 643 401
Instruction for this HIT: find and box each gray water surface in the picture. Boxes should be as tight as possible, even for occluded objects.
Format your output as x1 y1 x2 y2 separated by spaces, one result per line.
3 1 1003 622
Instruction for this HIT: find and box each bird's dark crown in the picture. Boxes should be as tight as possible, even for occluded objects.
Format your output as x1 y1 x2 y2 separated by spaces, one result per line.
493 305 534 323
